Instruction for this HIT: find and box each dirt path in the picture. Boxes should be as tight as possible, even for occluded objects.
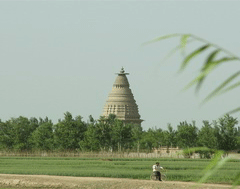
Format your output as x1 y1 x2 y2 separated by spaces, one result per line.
0 174 238 189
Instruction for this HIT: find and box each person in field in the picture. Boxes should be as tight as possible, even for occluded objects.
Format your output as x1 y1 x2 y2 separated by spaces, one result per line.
152 162 163 181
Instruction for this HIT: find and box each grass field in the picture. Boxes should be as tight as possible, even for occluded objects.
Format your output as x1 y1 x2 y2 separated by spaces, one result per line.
0 157 239 184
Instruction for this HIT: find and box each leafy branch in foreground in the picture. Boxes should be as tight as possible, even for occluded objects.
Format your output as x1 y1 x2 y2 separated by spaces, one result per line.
182 148 229 187
181 147 240 188
145 34 240 187
144 33 240 113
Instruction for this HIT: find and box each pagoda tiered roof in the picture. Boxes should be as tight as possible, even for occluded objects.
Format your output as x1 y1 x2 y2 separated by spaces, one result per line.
102 68 143 125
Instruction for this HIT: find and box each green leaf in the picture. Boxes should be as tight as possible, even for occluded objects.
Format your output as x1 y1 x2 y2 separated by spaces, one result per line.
182 148 228 187
207 57 238 70
162 39 195 64
216 81 240 96
195 50 221 92
183 62 217 91
185 56 238 92
201 50 220 71
227 106 240 115
180 34 190 50
201 57 237 87
198 56 238 94
180 44 210 71
202 71 240 104
142 33 181 46
197 151 228 185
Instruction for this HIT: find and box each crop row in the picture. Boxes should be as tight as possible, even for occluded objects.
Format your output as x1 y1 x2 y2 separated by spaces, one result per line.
0 157 239 184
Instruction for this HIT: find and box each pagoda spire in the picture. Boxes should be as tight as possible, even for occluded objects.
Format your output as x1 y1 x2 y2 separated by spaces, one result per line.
116 67 129 75
102 68 143 125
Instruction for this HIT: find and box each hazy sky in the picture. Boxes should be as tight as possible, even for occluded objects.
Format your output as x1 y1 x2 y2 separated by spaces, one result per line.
1 1 240 130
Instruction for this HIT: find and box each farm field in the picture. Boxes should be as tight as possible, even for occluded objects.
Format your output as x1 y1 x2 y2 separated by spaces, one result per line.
0 157 239 185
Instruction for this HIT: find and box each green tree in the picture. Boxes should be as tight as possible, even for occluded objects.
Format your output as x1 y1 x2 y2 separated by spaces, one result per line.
29 118 54 151
94 114 133 152
80 115 100 151
0 117 39 150
237 136 240 150
198 120 217 149
131 124 143 152
111 120 133 151
0 120 15 150
176 121 198 148
95 116 112 151
140 130 155 152
214 114 238 151
237 128 240 150
80 125 100 151
11 116 39 150
164 124 177 147
54 112 87 150
140 127 164 152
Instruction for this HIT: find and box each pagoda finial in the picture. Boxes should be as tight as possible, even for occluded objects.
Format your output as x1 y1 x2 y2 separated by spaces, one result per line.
120 67 125 74
116 67 129 75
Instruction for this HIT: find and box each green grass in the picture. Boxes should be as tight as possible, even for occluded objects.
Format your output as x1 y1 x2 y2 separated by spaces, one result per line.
0 157 239 184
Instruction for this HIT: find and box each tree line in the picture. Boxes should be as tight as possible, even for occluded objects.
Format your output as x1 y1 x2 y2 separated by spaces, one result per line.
0 112 239 153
